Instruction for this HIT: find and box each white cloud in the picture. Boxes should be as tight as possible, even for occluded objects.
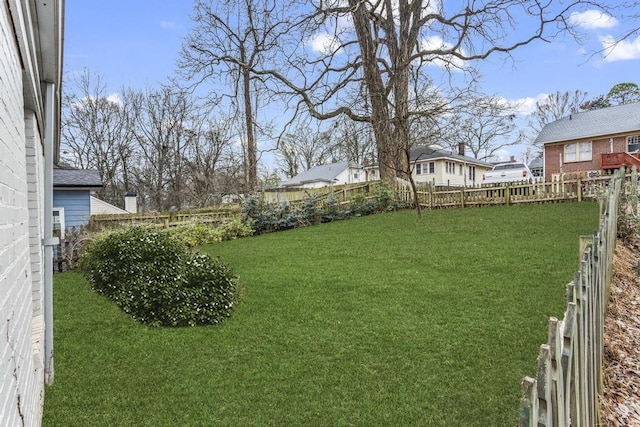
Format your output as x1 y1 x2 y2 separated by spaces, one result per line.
569 10 618 30
492 148 511 162
106 93 122 105
499 93 549 116
600 34 640 62
419 36 465 69
75 93 122 109
307 33 343 55
160 21 180 30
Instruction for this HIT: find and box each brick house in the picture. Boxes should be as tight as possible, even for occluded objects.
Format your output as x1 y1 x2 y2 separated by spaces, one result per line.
0 1 64 425
535 102 640 180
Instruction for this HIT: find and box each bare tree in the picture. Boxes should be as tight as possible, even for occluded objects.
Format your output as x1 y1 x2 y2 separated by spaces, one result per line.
235 0 600 184
446 96 524 162
179 0 290 192
61 70 134 206
125 87 196 211
184 114 237 206
276 123 334 178
529 90 589 141
331 116 377 166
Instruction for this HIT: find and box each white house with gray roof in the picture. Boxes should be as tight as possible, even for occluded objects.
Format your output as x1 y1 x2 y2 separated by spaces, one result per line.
280 162 366 189
535 102 640 179
365 145 493 187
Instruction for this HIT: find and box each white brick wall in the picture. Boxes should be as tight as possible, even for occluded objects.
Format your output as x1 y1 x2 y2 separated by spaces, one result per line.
0 1 46 425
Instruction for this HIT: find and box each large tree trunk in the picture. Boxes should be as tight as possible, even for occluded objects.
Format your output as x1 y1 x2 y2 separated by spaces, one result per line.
350 0 397 182
242 66 258 191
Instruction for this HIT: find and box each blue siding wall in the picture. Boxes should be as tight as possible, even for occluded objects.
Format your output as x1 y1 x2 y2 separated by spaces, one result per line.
53 190 91 229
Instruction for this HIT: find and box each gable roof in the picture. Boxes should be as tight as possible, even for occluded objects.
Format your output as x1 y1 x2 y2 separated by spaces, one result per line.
53 167 103 188
281 162 360 187
534 102 640 146
528 156 543 170
409 145 492 167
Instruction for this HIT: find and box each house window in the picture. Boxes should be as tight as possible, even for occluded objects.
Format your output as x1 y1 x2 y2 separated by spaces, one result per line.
468 166 476 181
445 161 456 174
564 141 591 162
628 135 640 152
459 165 463 175
353 173 358 179
416 162 434 175
53 207 65 239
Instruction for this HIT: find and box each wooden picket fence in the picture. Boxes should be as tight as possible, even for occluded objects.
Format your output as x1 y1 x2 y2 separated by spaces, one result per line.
395 175 614 209
518 167 632 426
88 175 626 231
262 182 374 206
88 205 241 231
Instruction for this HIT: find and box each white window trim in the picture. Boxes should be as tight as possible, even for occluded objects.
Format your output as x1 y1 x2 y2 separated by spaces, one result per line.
52 207 65 239
628 135 640 152
564 141 592 163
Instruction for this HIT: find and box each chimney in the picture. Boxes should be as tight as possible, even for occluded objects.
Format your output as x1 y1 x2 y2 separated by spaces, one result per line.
458 142 465 156
124 192 137 213
509 155 515 163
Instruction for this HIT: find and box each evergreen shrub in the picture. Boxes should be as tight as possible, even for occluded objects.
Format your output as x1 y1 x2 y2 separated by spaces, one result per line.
80 227 236 327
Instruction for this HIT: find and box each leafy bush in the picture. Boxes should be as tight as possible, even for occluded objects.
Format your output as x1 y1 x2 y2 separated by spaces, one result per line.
242 185 403 232
242 195 274 234
165 223 218 251
213 216 254 242
321 194 345 223
350 193 376 217
80 227 237 327
376 182 396 211
242 195 302 233
298 194 322 226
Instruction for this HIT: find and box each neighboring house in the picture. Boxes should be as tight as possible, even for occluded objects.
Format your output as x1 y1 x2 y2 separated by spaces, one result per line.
90 195 128 215
535 102 640 180
53 167 103 232
0 1 64 425
528 157 544 177
280 162 366 189
409 145 493 187
365 145 493 187
53 169 139 233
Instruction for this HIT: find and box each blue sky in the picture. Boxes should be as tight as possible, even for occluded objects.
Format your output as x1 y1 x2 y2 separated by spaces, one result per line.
64 1 640 160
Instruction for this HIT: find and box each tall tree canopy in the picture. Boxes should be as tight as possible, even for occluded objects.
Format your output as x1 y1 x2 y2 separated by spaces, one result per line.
219 0 602 182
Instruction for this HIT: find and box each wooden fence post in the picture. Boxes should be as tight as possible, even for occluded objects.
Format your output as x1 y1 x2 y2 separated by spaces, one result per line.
577 178 582 202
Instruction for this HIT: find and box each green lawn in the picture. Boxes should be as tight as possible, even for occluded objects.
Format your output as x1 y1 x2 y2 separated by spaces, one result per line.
43 203 599 426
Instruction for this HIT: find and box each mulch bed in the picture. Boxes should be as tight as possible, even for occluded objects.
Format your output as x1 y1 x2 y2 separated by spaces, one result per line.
600 234 640 426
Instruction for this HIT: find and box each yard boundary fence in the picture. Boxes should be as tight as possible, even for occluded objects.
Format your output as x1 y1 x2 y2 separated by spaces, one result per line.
518 167 635 426
88 174 629 231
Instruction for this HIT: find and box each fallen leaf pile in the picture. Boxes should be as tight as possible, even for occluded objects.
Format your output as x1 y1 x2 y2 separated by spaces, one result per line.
600 233 640 426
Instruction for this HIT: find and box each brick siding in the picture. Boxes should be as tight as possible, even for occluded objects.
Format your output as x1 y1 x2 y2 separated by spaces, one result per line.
0 2 46 425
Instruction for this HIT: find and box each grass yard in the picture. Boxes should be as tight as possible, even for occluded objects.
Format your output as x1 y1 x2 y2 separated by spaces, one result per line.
43 202 599 426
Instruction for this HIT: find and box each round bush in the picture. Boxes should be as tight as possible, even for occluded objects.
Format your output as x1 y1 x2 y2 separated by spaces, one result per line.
80 227 237 327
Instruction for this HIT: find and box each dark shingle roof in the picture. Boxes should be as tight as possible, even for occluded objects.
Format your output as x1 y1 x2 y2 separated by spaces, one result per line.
53 167 103 188
534 102 640 146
